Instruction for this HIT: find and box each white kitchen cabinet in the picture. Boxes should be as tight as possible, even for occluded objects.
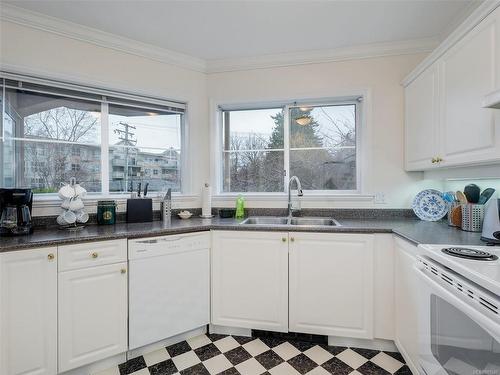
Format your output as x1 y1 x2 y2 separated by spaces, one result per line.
394 237 419 374
439 6 500 167
404 6 500 171
289 232 374 339
58 262 128 372
405 64 440 171
0 247 57 375
211 230 289 332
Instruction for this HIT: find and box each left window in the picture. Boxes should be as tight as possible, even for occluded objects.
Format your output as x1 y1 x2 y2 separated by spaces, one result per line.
0 76 185 195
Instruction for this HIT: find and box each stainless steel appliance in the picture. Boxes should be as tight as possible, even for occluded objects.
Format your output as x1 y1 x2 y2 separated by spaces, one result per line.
0 188 34 236
416 244 500 375
481 191 500 244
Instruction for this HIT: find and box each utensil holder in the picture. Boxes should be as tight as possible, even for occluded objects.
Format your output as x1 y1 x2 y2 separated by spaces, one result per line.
461 204 485 232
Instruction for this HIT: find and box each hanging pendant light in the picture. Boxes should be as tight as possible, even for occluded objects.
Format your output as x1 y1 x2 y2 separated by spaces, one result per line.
295 115 312 126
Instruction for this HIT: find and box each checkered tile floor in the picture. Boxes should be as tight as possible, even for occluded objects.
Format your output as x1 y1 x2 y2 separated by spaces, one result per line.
95 334 412 375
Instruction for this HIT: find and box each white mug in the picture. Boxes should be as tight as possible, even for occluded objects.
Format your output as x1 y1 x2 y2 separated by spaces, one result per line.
61 199 71 210
69 198 84 211
58 184 75 200
61 210 76 224
75 210 89 224
74 184 87 198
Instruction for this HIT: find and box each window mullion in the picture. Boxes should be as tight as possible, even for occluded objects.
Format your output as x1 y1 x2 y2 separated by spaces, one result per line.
101 101 109 195
283 105 290 193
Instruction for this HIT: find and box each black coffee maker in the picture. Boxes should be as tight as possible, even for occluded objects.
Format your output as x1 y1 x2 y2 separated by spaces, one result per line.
0 188 34 236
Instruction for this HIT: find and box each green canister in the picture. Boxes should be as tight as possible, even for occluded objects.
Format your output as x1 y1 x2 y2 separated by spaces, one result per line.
97 200 116 225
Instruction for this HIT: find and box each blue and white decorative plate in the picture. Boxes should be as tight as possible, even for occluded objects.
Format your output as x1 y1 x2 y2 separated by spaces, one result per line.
412 189 448 221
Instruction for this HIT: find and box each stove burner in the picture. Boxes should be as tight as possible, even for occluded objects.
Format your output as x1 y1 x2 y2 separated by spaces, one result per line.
442 247 498 261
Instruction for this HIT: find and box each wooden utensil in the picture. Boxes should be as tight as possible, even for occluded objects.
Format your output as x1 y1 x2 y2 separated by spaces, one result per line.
450 206 463 227
456 191 468 204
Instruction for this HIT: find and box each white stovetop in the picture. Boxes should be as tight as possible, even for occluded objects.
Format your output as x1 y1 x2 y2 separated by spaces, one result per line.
418 244 500 297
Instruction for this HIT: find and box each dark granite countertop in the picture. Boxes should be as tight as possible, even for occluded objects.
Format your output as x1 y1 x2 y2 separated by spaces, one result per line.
0 216 487 252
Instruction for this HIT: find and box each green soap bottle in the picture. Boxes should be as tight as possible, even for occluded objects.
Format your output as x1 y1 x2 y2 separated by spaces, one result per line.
235 195 245 219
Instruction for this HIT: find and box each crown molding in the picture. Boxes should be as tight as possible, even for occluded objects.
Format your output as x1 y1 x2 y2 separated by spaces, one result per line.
402 0 500 87
1 3 443 75
205 38 439 73
0 3 207 73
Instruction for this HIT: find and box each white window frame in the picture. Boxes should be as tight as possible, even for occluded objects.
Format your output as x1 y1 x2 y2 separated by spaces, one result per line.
0 72 188 200
214 97 363 196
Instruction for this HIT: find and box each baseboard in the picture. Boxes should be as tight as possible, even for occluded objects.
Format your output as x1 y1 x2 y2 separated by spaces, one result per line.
328 336 397 352
209 324 252 337
59 353 126 375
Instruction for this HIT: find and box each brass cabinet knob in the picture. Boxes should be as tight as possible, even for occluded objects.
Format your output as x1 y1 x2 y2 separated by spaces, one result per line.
47 253 55 261
290 237 295 242
281 237 287 242
121 268 127 274
91 252 98 258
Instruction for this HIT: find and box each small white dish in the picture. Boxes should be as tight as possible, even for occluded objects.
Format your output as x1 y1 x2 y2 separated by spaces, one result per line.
178 210 193 219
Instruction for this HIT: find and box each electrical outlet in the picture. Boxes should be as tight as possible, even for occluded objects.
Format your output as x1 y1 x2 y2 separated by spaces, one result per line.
374 192 386 204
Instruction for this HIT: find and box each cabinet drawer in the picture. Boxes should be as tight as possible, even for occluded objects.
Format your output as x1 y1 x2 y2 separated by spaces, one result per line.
58 239 127 271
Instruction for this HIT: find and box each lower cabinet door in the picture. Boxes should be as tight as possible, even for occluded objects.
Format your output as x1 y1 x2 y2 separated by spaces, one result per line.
289 233 374 339
58 262 128 372
0 248 57 375
211 231 289 332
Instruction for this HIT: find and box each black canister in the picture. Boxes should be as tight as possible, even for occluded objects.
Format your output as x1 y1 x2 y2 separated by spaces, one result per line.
97 200 116 225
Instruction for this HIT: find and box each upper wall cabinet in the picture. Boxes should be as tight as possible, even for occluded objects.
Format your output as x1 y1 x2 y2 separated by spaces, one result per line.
405 6 500 171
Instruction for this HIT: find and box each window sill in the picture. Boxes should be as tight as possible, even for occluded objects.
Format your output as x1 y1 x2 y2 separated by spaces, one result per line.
212 193 375 207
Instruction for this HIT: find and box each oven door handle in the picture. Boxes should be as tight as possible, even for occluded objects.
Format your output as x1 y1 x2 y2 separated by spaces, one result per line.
414 265 500 342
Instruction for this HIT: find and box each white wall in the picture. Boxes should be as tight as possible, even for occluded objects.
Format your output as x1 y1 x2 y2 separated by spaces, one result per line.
1 19 433 211
207 54 429 208
0 20 208 214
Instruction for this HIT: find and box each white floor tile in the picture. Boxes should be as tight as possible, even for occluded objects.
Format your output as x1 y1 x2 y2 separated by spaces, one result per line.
242 339 270 357
370 352 404 373
336 348 368 369
303 345 334 365
129 369 149 375
235 357 267 375
187 334 212 350
143 347 170 366
93 366 120 375
171 350 200 371
272 342 301 361
348 371 363 375
214 336 240 353
203 353 233 374
306 366 331 375
269 362 301 375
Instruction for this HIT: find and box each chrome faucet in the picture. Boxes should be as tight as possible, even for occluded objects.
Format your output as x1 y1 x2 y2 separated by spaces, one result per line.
288 176 303 218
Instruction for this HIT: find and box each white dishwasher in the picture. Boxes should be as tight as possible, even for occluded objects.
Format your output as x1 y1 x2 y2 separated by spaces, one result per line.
128 232 210 350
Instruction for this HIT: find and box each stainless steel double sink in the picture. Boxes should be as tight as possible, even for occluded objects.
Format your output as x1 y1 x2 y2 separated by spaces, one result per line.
240 216 340 227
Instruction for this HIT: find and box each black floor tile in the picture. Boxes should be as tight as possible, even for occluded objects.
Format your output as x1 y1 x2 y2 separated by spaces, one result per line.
254 349 284 370
287 353 318 374
207 333 228 342
224 346 252 366
148 359 178 375
218 367 241 375
395 365 413 375
258 336 286 348
351 347 380 359
166 341 192 358
289 340 316 352
384 351 406 363
180 363 210 375
321 357 353 375
232 335 255 345
118 356 147 375
357 361 391 375
194 343 222 361
320 345 348 356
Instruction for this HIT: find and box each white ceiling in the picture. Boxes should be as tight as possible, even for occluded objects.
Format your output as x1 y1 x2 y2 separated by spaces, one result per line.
4 0 478 61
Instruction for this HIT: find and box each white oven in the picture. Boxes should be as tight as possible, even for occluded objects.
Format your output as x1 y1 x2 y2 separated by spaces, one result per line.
415 256 500 375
